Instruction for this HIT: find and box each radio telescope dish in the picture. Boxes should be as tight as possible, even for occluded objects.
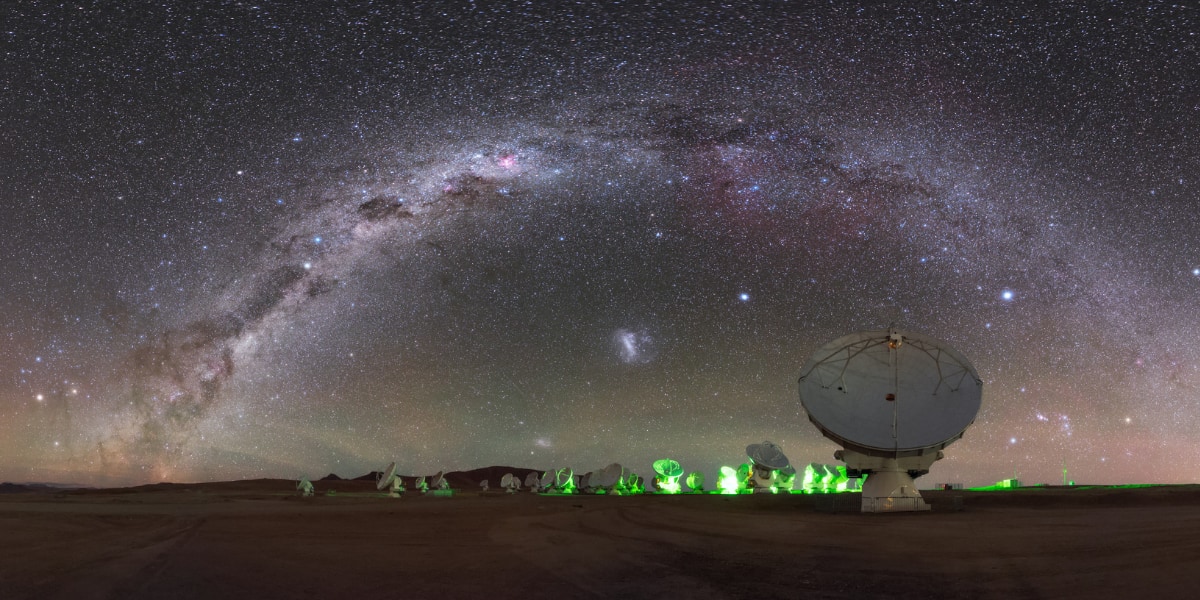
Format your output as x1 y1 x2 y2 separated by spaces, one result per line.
652 459 684 494
376 462 405 497
554 467 574 493
523 472 540 491
685 471 705 493
776 465 797 493
799 328 983 512
593 463 622 493
501 473 520 493
746 441 790 493
297 476 314 497
746 441 790 470
415 476 429 493
626 472 644 494
479 479 489 492
376 462 397 491
431 471 448 491
539 470 555 491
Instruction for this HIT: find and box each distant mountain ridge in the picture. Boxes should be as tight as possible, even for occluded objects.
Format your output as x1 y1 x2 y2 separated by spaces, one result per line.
0 482 91 494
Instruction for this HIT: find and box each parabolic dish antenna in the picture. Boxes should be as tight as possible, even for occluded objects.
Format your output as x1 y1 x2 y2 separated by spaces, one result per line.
746 442 790 470
539 470 555 490
685 471 705 492
652 459 684 494
652 459 684 478
524 472 541 491
593 463 622 490
376 462 398 491
554 467 574 493
746 441 789 493
297 476 314 497
798 328 983 512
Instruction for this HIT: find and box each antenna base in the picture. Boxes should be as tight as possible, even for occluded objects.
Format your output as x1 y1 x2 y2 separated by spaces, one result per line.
857 458 930 513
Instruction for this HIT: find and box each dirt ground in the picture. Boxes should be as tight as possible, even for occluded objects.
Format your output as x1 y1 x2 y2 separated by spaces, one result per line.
2 481 1199 599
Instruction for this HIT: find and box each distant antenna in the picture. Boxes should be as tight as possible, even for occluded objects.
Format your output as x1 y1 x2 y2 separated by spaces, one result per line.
717 466 741 494
736 463 751 491
652 459 684 494
376 462 404 497
685 471 705 493
626 472 644 494
501 473 520 493
297 476 314 497
593 463 623 494
415 476 429 493
479 479 489 492
746 441 790 494
554 467 575 494
776 465 797 493
578 471 593 493
431 471 448 491
539 470 555 493
524 472 540 492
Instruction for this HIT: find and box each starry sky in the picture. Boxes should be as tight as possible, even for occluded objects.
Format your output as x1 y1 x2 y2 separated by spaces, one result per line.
3 1 1198 487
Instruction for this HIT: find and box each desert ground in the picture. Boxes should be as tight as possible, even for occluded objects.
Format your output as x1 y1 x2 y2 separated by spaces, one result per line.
2 477 1199 599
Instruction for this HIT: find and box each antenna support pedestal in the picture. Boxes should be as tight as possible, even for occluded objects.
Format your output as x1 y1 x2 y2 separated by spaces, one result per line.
837 450 937 513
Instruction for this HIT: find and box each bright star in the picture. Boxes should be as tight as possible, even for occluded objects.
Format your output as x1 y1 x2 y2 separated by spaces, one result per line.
1001 289 1014 301
738 293 750 302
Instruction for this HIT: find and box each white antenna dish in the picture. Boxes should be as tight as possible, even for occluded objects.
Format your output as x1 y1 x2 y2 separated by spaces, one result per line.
297 476 314 497
746 441 789 493
578 471 592 492
592 463 622 493
746 441 790 470
415 476 428 493
539 470 554 491
431 471 448 491
501 473 520 493
376 462 397 490
479 479 489 492
523 472 540 491
685 471 705 492
799 328 983 512
376 462 405 497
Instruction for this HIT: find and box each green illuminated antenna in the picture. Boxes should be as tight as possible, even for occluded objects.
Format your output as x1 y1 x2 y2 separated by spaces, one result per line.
652 459 684 494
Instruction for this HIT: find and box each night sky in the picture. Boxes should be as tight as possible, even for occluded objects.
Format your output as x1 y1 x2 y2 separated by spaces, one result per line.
3 2 1197 487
